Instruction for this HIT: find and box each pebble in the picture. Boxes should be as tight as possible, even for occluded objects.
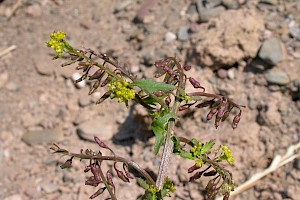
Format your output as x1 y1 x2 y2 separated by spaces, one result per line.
41 182 58 193
164 32 176 42
26 4 41 17
21 128 64 145
222 0 240 9
227 68 235 79
258 37 282 66
4 194 22 200
265 70 290 86
77 116 114 141
217 68 227 79
177 27 189 41
289 25 300 40
0 70 9 88
198 6 226 22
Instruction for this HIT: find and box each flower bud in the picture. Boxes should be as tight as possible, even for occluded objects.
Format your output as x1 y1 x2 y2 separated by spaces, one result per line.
189 77 205 91
232 110 241 129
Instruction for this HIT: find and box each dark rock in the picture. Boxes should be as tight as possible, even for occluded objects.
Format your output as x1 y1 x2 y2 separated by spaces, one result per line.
21 128 63 145
258 37 282 66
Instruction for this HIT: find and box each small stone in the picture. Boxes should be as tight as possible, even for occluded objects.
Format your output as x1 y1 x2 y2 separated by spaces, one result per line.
199 6 225 22
227 68 235 79
177 27 189 41
258 37 282 66
77 116 114 141
222 0 240 9
289 26 300 40
217 68 227 79
4 194 22 200
41 182 58 193
164 32 176 42
0 70 9 88
21 128 63 145
71 72 86 88
26 4 41 17
265 70 290 86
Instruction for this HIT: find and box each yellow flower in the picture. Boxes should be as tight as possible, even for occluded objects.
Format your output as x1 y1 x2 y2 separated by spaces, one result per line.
108 79 135 104
221 145 234 164
46 31 68 57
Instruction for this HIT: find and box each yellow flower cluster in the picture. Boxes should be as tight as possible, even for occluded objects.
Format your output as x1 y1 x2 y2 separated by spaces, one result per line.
108 80 135 103
221 145 234 164
46 31 67 57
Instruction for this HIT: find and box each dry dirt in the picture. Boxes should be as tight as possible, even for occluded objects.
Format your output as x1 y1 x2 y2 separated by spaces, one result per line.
0 0 300 200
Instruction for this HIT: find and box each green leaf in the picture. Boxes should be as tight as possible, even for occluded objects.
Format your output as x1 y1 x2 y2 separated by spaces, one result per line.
137 178 150 190
133 79 176 94
151 112 176 155
180 151 194 160
201 140 215 154
171 136 180 154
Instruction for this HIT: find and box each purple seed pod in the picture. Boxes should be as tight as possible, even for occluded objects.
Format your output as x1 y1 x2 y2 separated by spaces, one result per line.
123 163 135 179
232 110 241 129
89 187 106 199
167 74 176 84
189 77 205 91
94 136 115 155
154 69 166 78
106 170 115 190
183 65 192 71
221 110 231 122
217 101 227 119
188 164 201 173
206 107 218 121
85 176 101 187
178 104 189 111
163 66 174 75
114 163 129 182
91 163 101 182
214 116 221 129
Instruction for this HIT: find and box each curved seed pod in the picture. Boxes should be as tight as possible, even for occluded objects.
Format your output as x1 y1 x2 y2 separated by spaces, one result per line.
207 107 219 121
96 91 111 104
89 69 105 80
100 76 111 87
90 163 101 182
188 164 201 173
217 101 227 119
123 163 135 179
203 170 217 177
189 171 203 182
114 163 129 183
232 110 242 129
94 136 115 155
163 66 174 75
215 112 222 129
106 170 115 191
89 187 106 199
85 176 102 187
189 77 205 91
196 99 215 108
88 80 101 95
75 73 88 83
60 157 73 169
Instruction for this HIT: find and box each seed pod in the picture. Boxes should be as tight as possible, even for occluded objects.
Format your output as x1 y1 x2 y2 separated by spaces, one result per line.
75 73 87 83
89 69 105 80
123 163 135 179
196 99 215 108
85 176 101 187
90 163 101 182
203 170 217 177
106 170 115 190
60 157 73 169
189 171 203 182
154 69 166 78
96 91 111 104
114 163 129 183
232 110 241 129
183 65 192 71
221 110 231 122
94 136 115 155
89 187 106 199
163 66 174 75
188 164 201 173
88 80 101 95
100 76 111 87
217 101 227 119
178 104 189 111
215 113 222 129
165 95 171 106
207 107 218 121
189 77 205 91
